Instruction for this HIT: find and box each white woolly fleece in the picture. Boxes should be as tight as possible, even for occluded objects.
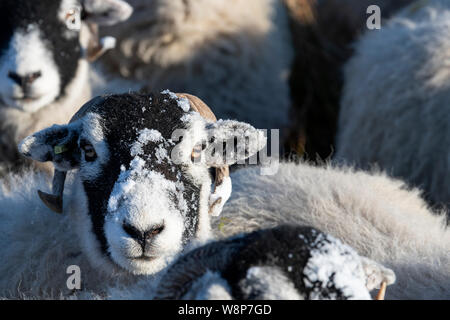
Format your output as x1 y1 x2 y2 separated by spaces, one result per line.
1 162 447 299
99 0 293 130
335 0 450 209
213 162 450 300
0 170 141 299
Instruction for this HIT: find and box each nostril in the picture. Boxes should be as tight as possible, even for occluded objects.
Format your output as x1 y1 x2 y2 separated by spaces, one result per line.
123 223 164 245
8 71 23 86
145 224 165 240
123 223 144 241
27 71 42 84
8 71 42 86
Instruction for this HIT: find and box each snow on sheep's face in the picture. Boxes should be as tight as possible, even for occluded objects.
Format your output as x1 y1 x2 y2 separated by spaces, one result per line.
19 92 266 275
0 0 132 112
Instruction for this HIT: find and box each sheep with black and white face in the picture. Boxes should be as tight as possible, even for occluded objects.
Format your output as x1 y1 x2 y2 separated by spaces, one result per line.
0 0 132 171
150 225 395 300
19 91 266 276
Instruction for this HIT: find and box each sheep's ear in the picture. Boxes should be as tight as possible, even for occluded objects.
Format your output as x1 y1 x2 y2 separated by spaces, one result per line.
200 120 267 167
360 257 396 295
82 0 133 26
18 124 81 171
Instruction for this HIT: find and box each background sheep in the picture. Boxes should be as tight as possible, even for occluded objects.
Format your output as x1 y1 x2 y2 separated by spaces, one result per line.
335 0 450 211
97 0 293 132
213 162 450 299
112 225 395 300
283 0 414 159
0 0 133 174
0 91 265 298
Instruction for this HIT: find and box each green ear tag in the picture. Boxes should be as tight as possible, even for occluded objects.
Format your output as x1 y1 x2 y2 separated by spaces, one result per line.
54 145 68 155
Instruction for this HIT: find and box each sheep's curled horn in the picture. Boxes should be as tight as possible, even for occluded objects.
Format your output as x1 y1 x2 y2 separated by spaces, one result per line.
36 96 104 213
84 23 117 62
82 0 134 62
37 94 231 216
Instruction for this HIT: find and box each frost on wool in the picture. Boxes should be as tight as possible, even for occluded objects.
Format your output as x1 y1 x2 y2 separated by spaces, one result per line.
203 120 267 167
16 92 217 278
1 92 268 297
107 126 191 243
130 128 164 157
161 89 190 112
214 162 450 299
142 225 380 300
108 129 187 218
300 231 370 300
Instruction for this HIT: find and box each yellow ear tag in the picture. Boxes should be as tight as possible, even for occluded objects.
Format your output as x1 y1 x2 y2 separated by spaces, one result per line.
54 145 68 155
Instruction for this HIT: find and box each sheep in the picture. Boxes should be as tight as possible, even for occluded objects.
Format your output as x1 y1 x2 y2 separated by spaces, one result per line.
111 225 395 300
334 0 450 211
283 0 414 159
212 162 450 299
97 0 293 131
0 0 133 174
36 92 232 218
4 92 447 300
0 91 265 298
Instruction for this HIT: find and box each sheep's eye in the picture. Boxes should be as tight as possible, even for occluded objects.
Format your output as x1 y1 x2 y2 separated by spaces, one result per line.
65 8 81 31
151 225 165 236
191 143 204 162
81 143 97 162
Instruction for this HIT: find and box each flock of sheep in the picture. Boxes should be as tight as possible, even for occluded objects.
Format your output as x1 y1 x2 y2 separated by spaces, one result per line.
0 0 448 300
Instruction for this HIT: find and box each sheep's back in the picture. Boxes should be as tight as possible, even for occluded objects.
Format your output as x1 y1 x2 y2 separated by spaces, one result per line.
335 4 450 209
214 162 450 299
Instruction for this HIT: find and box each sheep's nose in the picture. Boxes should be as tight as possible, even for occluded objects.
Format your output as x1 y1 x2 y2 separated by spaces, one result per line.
8 71 42 86
123 223 165 247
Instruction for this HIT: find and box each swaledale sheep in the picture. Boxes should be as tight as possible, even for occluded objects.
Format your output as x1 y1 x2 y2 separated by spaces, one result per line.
335 0 450 210
98 0 293 131
2 92 446 300
213 162 450 299
0 91 265 298
111 225 395 300
36 92 232 218
0 0 133 173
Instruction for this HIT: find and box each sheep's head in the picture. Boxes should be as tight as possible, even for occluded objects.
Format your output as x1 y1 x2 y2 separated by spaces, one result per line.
0 0 132 112
19 91 266 275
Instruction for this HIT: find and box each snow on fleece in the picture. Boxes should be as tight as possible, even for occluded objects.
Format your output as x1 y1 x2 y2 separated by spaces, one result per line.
300 230 370 300
106 90 209 250
108 137 190 233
